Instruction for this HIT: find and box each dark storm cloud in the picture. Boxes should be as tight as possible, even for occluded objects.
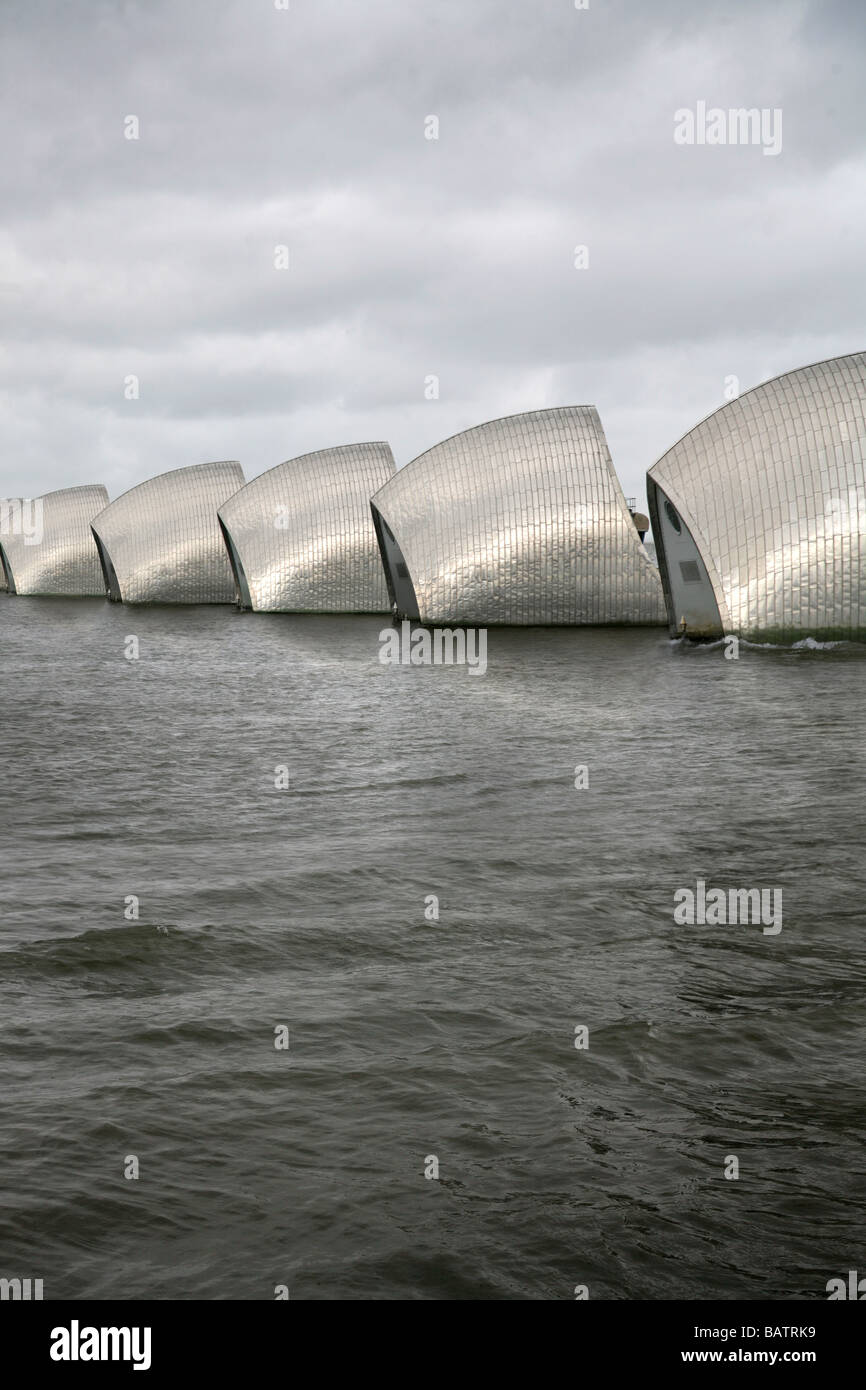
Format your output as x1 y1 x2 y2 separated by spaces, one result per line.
0 0 864 506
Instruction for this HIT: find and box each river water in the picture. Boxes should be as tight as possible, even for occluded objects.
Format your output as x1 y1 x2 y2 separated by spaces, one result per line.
1 596 864 1299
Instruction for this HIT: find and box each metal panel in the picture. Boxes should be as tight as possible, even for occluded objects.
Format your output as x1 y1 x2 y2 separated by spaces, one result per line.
0 485 109 596
218 443 395 612
0 498 14 591
91 462 245 604
647 353 866 641
370 407 666 625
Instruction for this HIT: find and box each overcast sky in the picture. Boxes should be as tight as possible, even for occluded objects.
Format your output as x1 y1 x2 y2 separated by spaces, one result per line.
1 0 864 508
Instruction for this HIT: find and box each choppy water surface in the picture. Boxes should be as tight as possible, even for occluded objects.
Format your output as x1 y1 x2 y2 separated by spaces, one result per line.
1 596 864 1300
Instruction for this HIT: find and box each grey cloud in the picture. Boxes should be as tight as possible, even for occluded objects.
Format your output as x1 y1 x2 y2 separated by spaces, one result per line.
0 0 863 516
